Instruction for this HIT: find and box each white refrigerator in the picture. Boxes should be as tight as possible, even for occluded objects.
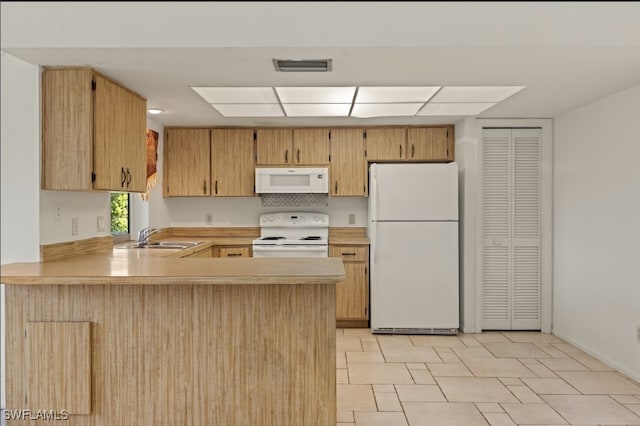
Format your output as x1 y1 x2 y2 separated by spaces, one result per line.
368 163 459 334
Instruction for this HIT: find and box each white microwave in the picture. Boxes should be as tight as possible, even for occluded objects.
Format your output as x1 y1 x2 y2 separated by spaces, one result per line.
255 167 329 193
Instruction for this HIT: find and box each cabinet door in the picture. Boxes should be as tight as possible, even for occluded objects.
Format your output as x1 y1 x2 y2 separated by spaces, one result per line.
407 127 453 161
211 129 255 196
293 128 330 165
256 129 293 165
41 68 94 190
163 129 211 196
218 247 251 258
336 263 368 320
330 128 367 196
121 89 147 192
365 128 406 161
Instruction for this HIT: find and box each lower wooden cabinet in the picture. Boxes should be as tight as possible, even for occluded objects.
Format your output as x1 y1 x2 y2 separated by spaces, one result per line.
330 245 369 327
215 246 252 258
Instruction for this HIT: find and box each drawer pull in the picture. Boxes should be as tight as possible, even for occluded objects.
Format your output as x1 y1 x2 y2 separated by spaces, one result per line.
341 253 356 256
227 253 243 257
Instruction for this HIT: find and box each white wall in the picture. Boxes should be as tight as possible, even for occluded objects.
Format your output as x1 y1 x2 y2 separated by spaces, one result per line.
553 84 640 381
0 52 41 407
40 191 110 244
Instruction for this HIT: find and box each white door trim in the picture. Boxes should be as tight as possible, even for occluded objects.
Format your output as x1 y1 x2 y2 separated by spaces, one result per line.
475 119 553 333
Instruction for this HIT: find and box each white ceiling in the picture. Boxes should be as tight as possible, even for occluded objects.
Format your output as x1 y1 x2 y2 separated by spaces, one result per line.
2 2 640 127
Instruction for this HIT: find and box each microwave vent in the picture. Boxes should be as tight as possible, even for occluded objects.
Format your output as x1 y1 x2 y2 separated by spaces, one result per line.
273 59 332 72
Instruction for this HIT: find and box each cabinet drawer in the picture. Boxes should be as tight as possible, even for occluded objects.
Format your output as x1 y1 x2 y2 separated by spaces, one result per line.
218 247 251 258
330 246 367 262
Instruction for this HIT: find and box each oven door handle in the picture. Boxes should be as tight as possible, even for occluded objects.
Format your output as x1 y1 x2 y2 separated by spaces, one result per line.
252 245 328 252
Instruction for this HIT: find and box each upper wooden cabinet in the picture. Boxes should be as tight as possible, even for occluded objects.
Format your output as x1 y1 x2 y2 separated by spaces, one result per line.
211 129 255 196
42 67 147 192
330 128 367 196
406 126 455 162
367 126 454 162
256 128 330 165
163 128 211 197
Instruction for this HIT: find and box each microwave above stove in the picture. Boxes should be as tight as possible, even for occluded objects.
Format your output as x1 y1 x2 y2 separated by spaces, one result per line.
255 167 328 194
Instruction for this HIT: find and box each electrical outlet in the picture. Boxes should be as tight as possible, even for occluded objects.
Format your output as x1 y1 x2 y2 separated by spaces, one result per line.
71 217 79 236
205 213 213 225
55 204 62 222
348 213 356 225
97 216 106 232
637 325 640 343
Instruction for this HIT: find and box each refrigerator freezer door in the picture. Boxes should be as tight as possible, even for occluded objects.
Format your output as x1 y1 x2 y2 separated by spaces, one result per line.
371 221 459 331
370 163 458 221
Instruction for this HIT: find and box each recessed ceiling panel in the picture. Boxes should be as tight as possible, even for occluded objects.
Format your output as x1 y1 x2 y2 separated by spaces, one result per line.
351 103 423 118
282 104 351 117
430 86 525 102
275 87 356 103
355 86 440 103
211 104 284 117
417 102 496 116
192 87 277 103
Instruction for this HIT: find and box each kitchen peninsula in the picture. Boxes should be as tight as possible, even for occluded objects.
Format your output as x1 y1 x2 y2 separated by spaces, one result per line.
1 252 344 425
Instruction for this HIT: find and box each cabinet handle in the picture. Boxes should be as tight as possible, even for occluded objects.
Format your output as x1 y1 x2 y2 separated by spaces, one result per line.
120 167 126 188
227 253 243 257
126 168 132 187
215 180 218 194
203 180 207 194
285 149 288 163
297 149 300 163
334 181 338 194
399 144 403 158
341 252 356 256
411 144 415 158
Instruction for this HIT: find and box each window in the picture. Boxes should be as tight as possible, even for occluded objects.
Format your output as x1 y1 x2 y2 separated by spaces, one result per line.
110 192 130 243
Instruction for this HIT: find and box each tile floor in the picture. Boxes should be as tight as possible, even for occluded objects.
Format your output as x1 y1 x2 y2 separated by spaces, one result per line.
336 329 640 426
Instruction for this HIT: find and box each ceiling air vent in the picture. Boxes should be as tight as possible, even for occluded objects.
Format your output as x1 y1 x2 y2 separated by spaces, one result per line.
273 59 332 72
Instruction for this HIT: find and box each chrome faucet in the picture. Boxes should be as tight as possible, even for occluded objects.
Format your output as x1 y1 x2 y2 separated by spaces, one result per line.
137 227 161 245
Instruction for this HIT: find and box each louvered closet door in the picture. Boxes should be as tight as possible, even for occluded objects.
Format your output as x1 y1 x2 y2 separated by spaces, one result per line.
482 128 541 330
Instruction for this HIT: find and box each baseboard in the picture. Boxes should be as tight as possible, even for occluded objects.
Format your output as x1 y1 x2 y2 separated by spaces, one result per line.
552 328 640 383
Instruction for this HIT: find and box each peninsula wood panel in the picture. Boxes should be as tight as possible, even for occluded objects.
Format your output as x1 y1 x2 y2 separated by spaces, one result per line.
41 235 114 262
25 322 91 414
365 128 407 161
330 128 367 196
292 128 330 165
211 129 255 196
407 126 454 161
164 128 211 196
5 284 336 426
256 128 293 165
41 68 94 190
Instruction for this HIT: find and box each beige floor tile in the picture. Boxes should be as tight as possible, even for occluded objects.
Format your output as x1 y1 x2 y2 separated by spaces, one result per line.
338 368 349 384
353 411 408 426
475 402 505 413
526 363 559 378
406 362 427 370
501 403 567 424
463 358 536 377
337 352 347 368
483 342 550 358
557 371 640 394
533 343 570 358
396 384 446 402
436 377 518 403
612 394 640 404
499 378 523 386
347 351 385 363
437 351 463 363
403 402 490 426
542 394 640 424
338 337 363 352
361 339 381 352
521 378 580 395
336 328 345 336
427 362 473 377
337 423 355 426
459 335 484 347
569 352 615 371
409 368 437 384
626 403 640 416
343 328 374 337
453 346 496 360
374 391 403 411
473 332 511 343
506 385 544 403
348 362 414 385
382 347 441 363
337 384 377 412
551 343 583 354
376 335 415 349
337 411 354 422
501 332 562 343
373 384 394 392
433 345 453 353
482 412 517 426
538 358 589 371
409 335 466 348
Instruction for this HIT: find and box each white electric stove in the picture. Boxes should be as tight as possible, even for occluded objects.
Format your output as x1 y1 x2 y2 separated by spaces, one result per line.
252 212 329 258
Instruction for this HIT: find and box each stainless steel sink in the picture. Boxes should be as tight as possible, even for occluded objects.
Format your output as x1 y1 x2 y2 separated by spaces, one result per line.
121 241 201 250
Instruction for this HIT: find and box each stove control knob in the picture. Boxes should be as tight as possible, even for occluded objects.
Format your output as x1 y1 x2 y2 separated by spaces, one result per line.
321 216 327 223
261 216 268 223
314 216 320 222
268 215 275 222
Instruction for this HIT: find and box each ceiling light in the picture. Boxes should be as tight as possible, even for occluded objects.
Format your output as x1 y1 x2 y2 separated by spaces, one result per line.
191 87 277 103
355 86 440 103
275 87 356 104
430 86 525 103
417 103 496 116
147 108 164 115
351 103 424 118
282 104 351 117
211 104 284 117
273 59 332 72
